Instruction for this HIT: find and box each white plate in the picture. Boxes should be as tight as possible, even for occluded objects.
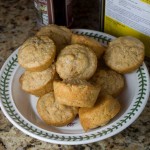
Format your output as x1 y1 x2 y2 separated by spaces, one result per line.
0 29 149 145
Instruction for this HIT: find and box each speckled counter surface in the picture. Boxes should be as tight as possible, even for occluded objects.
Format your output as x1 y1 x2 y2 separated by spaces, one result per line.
0 0 150 149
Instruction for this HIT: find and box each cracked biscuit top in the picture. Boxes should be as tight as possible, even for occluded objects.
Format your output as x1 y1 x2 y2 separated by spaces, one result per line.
19 64 56 97
37 92 78 126
71 34 105 59
56 44 97 80
18 35 56 71
36 24 72 54
91 69 125 97
104 36 145 73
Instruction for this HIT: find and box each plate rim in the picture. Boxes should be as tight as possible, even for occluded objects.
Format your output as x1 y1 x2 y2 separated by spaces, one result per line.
0 29 149 145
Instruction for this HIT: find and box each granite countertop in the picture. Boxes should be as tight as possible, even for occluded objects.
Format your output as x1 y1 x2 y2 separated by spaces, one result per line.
0 0 150 149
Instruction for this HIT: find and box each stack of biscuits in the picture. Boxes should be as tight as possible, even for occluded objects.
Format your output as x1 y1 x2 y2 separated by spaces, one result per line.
18 24 145 132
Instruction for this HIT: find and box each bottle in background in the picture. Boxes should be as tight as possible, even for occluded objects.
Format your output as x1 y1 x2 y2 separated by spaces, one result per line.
34 0 73 27
99 0 105 32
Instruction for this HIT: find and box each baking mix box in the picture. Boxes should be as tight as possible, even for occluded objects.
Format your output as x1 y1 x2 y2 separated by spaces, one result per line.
100 0 150 59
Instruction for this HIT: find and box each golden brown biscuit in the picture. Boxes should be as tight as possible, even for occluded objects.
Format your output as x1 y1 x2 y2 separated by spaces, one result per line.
104 36 145 73
91 69 125 97
18 36 56 71
71 34 105 59
36 24 72 54
56 44 97 80
37 92 78 126
79 95 121 131
53 79 101 107
20 64 56 97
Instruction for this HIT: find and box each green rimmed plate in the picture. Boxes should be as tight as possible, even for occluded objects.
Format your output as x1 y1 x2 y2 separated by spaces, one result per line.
0 29 149 145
